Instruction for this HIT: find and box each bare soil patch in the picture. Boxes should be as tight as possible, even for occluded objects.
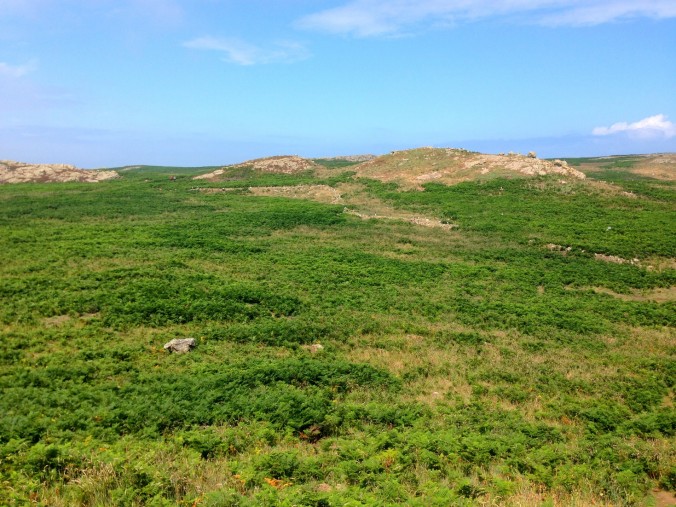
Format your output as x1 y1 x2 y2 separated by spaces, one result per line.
653 489 676 507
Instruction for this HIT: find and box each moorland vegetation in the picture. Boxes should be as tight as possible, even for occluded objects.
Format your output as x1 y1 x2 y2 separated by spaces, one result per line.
0 151 674 506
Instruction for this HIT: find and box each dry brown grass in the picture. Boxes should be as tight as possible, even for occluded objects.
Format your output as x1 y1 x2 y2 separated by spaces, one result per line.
575 154 676 182
590 286 676 303
248 184 343 204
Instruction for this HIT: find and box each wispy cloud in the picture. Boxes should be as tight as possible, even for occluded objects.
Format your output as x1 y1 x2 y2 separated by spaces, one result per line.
0 59 37 78
297 0 676 37
184 37 310 66
539 2 676 26
593 114 676 138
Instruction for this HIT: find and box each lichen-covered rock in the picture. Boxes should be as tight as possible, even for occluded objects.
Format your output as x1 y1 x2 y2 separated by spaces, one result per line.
163 338 196 354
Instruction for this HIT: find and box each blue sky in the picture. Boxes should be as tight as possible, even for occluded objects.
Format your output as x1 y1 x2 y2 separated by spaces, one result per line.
0 0 675 167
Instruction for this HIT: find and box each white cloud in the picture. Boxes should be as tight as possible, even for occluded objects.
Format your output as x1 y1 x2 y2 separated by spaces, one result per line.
296 0 676 37
0 59 37 78
593 114 676 138
184 37 310 66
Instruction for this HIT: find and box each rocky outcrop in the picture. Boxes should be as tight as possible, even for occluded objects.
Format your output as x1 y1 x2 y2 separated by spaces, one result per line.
0 160 119 184
194 156 317 180
463 152 586 178
352 148 586 189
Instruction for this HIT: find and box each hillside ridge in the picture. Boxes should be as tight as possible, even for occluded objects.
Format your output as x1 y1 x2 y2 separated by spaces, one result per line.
0 160 119 184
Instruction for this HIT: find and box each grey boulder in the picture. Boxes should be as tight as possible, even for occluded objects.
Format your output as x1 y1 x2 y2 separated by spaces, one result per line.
163 338 196 354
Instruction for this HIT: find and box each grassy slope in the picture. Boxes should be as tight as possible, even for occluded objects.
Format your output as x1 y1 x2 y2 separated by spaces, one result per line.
0 165 674 506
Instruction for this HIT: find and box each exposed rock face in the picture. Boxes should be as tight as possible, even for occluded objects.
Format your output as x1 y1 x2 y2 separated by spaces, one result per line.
194 155 317 180
352 148 586 189
467 152 586 178
0 160 119 184
163 338 196 354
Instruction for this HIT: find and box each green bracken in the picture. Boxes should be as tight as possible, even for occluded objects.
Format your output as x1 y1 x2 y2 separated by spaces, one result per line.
0 162 674 506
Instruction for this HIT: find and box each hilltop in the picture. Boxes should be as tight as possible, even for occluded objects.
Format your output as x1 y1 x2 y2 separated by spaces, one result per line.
192 148 586 190
194 155 318 180
0 160 119 184
351 148 585 189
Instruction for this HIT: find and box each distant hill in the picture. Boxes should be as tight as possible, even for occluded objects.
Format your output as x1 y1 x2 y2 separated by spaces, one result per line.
560 154 676 181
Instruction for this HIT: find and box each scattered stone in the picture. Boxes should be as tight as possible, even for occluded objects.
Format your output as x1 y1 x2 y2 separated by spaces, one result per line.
594 253 640 265
307 343 324 353
545 244 572 252
527 151 537 158
163 338 196 354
